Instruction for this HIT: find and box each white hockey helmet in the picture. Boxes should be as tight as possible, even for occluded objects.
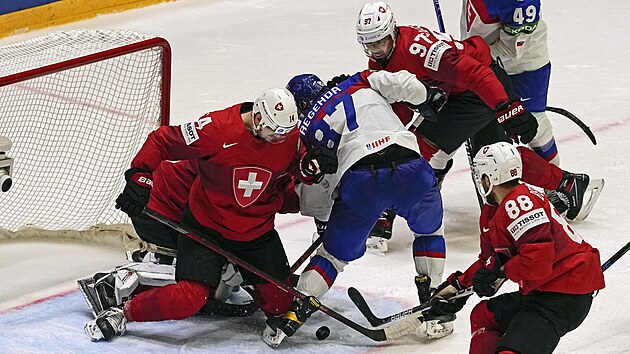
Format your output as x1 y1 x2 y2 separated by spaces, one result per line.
472 142 522 200
356 2 396 44
253 88 299 143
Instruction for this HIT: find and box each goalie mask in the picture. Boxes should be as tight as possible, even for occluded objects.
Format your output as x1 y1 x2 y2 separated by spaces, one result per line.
252 88 299 143
472 142 522 203
286 74 326 118
356 2 397 62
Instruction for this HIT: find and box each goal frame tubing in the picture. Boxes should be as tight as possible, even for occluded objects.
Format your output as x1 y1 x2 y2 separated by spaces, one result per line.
0 36 172 125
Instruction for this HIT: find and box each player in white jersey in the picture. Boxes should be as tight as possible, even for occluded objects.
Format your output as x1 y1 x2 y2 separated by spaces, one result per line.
461 0 557 165
262 70 453 347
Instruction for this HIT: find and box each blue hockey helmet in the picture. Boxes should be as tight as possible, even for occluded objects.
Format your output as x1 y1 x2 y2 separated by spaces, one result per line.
286 74 326 117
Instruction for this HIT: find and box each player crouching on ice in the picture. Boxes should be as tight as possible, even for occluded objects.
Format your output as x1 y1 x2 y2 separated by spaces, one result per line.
262 70 451 348
84 88 303 342
426 142 604 354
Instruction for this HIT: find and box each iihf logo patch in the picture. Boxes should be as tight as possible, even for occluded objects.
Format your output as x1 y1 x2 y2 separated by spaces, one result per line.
366 135 391 151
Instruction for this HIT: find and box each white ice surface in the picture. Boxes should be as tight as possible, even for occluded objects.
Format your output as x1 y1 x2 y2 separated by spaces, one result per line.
1 0 629 353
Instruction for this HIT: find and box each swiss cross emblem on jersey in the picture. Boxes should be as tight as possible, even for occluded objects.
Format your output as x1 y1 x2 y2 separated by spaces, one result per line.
232 167 273 208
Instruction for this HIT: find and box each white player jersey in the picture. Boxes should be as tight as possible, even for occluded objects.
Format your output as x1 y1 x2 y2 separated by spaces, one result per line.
299 70 423 197
459 0 549 75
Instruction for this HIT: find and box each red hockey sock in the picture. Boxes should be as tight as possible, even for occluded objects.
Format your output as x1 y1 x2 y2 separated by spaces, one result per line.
414 131 440 161
518 146 563 190
469 301 501 354
124 280 211 321
254 278 294 316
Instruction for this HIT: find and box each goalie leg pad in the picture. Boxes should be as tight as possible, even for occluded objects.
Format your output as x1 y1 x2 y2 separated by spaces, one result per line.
215 262 244 302
96 262 177 307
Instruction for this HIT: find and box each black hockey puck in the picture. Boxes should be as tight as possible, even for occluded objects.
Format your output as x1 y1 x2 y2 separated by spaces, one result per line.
316 325 330 340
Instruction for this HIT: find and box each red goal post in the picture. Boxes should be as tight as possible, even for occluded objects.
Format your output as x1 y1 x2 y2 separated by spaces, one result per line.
0 29 171 247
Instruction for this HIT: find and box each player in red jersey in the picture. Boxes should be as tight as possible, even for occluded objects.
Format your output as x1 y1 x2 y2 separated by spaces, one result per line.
427 142 605 353
354 3 599 253
84 88 302 342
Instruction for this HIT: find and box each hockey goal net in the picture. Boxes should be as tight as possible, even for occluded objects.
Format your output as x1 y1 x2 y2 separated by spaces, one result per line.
0 29 171 245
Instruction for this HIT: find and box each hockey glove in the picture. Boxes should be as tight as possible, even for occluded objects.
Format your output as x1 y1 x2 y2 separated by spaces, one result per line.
115 168 153 217
300 147 338 183
472 253 508 298
314 218 328 237
496 100 539 144
428 271 469 316
326 74 349 89
406 86 447 123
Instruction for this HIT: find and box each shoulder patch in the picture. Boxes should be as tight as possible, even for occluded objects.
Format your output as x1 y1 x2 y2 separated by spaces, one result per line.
507 208 549 241
181 122 199 145
424 41 451 71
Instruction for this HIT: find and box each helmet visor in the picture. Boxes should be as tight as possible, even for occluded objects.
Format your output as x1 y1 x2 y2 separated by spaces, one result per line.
362 36 393 61
258 126 293 144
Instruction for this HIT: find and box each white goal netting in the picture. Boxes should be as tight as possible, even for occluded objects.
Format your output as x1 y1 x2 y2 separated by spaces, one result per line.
0 29 170 239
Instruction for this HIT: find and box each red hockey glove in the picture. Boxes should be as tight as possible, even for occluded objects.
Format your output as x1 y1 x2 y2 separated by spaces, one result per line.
496 100 539 144
115 168 153 217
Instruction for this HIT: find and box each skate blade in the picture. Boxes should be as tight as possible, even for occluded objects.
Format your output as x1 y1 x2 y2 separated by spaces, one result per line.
572 178 605 222
366 237 388 254
77 277 104 318
262 325 287 348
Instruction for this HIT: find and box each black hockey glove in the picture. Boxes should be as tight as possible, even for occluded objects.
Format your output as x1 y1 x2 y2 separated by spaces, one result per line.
472 253 508 297
428 271 469 316
326 74 349 89
496 100 539 144
406 86 447 123
314 218 328 237
300 147 338 184
115 167 153 217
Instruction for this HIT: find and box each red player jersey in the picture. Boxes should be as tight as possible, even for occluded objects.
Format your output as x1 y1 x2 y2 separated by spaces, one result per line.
369 25 509 110
146 159 198 222
458 184 605 295
130 103 300 242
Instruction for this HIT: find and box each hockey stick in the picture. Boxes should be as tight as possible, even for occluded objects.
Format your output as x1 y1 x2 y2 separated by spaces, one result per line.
348 285 474 327
546 106 597 145
144 207 422 342
602 241 630 272
290 234 323 273
354 242 628 328
432 0 445 31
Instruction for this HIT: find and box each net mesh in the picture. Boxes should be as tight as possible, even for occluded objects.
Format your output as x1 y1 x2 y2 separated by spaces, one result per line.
0 29 168 232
